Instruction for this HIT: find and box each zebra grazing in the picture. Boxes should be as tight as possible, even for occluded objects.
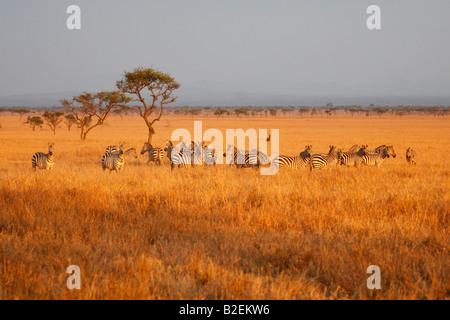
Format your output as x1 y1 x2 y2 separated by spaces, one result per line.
32 143 55 171
406 147 417 165
339 146 367 167
310 145 341 170
141 142 164 166
273 145 312 169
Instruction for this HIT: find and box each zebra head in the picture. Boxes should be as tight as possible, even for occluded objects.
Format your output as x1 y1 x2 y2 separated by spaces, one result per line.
386 145 396 158
48 142 54 155
356 146 367 157
141 142 152 155
328 145 337 155
125 147 138 159
164 140 173 152
300 145 312 159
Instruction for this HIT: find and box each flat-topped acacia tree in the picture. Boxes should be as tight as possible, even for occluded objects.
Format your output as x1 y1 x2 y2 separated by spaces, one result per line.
61 91 131 140
116 67 180 144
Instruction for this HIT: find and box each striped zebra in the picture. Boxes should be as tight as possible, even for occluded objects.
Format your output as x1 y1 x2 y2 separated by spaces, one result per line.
32 142 55 171
203 145 218 165
102 147 137 172
361 147 391 168
347 144 367 153
273 145 312 169
339 146 367 167
105 141 125 154
140 142 164 166
223 145 253 168
190 141 204 165
406 147 417 165
164 140 192 170
364 145 391 156
310 145 341 170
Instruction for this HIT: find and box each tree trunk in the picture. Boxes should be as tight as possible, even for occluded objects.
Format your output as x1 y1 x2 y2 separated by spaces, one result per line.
147 126 155 144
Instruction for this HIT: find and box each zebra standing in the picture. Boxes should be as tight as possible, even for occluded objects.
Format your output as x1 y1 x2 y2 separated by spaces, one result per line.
360 147 391 168
406 147 417 165
310 145 341 170
141 142 164 166
102 147 125 172
105 141 125 154
102 145 136 172
273 145 312 169
203 144 218 165
364 145 389 155
223 145 253 168
164 140 192 170
339 146 367 167
32 143 55 171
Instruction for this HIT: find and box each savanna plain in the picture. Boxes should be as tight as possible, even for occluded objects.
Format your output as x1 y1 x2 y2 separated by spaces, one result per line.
0 114 448 299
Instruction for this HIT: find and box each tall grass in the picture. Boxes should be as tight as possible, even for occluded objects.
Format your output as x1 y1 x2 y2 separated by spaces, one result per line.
0 115 448 299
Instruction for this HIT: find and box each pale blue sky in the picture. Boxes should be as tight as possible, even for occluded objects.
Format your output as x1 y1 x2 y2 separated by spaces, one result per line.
0 0 449 96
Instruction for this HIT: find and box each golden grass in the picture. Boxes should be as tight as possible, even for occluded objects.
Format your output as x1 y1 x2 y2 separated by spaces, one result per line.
0 114 448 299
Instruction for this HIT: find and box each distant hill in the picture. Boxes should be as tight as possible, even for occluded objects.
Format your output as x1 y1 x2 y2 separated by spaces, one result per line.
0 79 449 107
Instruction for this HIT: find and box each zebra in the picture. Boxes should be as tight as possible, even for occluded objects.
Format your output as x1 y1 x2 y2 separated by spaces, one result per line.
203 144 218 165
102 148 125 172
223 145 254 168
406 147 417 165
164 140 192 170
140 142 164 166
101 147 137 172
32 142 55 171
339 146 367 167
273 145 312 169
105 141 125 154
310 145 341 170
347 144 367 153
366 144 397 158
123 147 138 159
361 147 391 168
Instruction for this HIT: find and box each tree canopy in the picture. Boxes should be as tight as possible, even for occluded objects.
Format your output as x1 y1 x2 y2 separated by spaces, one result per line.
116 67 180 143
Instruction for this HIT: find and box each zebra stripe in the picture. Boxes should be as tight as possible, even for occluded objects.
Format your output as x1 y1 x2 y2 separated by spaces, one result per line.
406 147 417 165
105 142 125 154
361 148 390 167
203 145 218 165
223 145 253 168
339 146 367 167
310 145 340 170
102 150 125 172
164 141 193 170
273 145 312 169
32 143 54 171
141 142 164 165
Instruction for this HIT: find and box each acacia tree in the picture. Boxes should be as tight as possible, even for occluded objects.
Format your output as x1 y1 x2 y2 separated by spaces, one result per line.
61 91 131 140
116 67 180 144
43 111 64 135
64 114 77 131
25 116 43 131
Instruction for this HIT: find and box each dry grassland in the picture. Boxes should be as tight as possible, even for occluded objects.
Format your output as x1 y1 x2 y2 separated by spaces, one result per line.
0 114 448 299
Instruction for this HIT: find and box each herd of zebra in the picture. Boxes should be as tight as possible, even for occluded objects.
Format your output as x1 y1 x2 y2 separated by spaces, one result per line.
31 141 418 172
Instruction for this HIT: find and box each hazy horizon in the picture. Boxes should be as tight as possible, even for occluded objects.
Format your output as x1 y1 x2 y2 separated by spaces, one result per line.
0 0 449 103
